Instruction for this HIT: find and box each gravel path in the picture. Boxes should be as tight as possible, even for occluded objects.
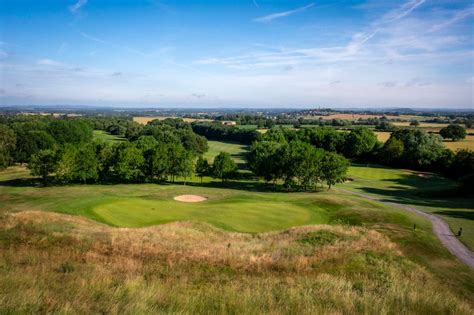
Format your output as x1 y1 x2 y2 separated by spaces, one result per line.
338 188 474 269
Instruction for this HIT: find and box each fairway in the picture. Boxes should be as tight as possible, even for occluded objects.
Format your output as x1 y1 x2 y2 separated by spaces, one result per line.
204 140 248 166
347 164 474 250
93 130 126 143
93 197 327 232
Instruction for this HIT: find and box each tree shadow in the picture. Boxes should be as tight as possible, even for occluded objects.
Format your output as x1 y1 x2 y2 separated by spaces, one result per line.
433 210 474 221
0 178 40 187
354 172 474 210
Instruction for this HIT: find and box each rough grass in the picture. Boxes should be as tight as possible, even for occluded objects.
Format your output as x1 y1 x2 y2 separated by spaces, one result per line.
0 211 472 314
1 166 473 312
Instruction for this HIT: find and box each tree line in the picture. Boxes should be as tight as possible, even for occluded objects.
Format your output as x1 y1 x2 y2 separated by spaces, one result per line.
0 115 472 193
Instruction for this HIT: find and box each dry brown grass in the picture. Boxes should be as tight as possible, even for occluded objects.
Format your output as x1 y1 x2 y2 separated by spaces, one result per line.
1 211 472 314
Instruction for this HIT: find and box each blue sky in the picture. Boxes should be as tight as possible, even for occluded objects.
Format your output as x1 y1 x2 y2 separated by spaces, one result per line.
0 0 473 108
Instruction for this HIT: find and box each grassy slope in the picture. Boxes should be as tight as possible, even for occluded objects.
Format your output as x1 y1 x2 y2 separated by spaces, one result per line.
1 167 473 301
346 164 474 250
204 141 248 166
2 212 472 313
92 130 126 143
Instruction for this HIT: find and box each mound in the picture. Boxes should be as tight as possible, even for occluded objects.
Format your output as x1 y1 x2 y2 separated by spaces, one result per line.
174 194 208 202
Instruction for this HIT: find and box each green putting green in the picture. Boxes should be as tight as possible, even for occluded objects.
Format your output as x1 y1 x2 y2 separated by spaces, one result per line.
93 197 329 232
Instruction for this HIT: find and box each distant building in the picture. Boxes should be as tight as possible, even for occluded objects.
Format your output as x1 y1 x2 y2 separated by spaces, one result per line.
221 121 237 126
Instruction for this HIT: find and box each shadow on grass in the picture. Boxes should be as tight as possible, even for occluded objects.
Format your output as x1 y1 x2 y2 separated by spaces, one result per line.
0 178 40 187
434 210 474 221
353 172 473 210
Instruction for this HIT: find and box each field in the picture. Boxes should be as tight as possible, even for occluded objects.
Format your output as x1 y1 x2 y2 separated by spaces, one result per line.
133 116 213 125
375 131 474 151
304 114 422 120
444 135 474 151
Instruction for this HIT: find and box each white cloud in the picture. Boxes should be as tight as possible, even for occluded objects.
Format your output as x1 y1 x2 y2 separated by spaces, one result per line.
69 0 88 14
37 59 63 66
254 3 315 22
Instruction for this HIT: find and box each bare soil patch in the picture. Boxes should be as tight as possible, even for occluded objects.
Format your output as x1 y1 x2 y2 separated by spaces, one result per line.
174 195 208 202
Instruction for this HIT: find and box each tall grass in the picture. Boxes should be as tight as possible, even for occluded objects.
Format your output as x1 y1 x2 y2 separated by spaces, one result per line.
0 211 472 314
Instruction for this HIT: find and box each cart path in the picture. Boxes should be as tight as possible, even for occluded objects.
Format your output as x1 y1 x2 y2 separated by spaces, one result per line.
337 188 474 269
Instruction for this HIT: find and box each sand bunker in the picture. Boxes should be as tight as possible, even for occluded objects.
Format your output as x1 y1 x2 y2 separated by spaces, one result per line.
174 195 208 202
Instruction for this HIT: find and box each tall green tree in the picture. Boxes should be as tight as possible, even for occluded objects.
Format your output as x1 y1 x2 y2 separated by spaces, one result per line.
112 143 144 182
0 124 16 169
247 141 283 184
344 127 377 158
195 156 210 183
28 149 59 185
212 152 237 182
439 124 467 141
320 152 349 189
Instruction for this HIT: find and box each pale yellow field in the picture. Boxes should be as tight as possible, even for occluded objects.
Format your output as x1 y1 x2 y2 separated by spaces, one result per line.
133 116 213 125
304 114 422 120
375 132 474 151
443 135 474 151
392 122 450 128
374 132 391 142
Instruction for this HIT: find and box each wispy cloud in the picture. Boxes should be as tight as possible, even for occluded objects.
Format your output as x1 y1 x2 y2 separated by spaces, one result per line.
69 0 88 14
429 5 474 32
254 3 315 22
80 32 107 45
80 32 146 56
37 59 63 66
252 0 259 8
382 0 426 22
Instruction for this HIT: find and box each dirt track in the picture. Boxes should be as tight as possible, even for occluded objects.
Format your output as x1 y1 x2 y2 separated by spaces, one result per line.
338 188 474 269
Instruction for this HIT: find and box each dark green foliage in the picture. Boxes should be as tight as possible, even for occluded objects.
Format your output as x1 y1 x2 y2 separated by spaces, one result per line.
296 127 344 152
381 138 404 164
248 141 283 183
195 156 210 183
320 152 349 189
439 124 467 141
248 139 349 189
410 120 420 127
48 120 93 144
212 152 237 182
344 127 378 158
192 122 259 144
28 149 59 185
56 144 99 183
0 124 16 169
112 143 145 182
389 129 445 168
12 129 56 163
